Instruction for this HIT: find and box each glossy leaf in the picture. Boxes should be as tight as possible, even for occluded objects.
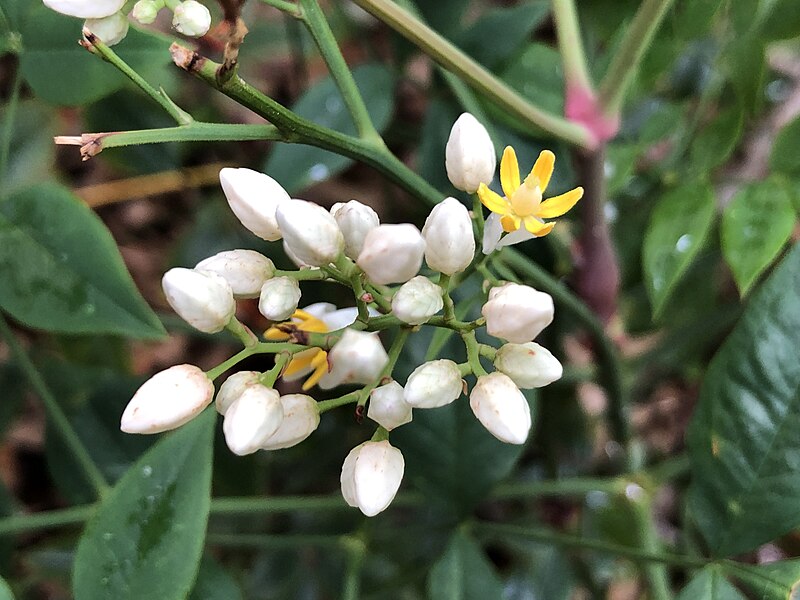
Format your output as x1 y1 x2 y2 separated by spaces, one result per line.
264 63 394 194
676 567 745 600
642 180 716 318
73 410 215 600
688 245 800 557
721 178 796 295
500 44 563 118
760 0 800 40
770 115 800 175
0 184 166 339
189 555 244 600
2 101 57 198
427 530 503 600
728 559 800 600
0 577 12 600
689 107 743 174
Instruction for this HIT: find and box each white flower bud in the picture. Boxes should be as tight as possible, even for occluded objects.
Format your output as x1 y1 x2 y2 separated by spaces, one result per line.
261 394 320 450
445 113 496 193
391 276 443 325
494 342 563 389
340 440 405 516
196 250 275 299
219 168 290 241
162 268 235 333
131 0 159 24
469 372 531 445
121 364 213 434
84 12 129 46
482 283 554 343
223 386 283 456
276 199 344 267
172 0 211 37
356 224 425 285
215 371 260 415
367 382 412 431
319 329 388 390
331 200 380 259
258 276 301 321
403 359 462 408
44 0 125 18
422 197 475 275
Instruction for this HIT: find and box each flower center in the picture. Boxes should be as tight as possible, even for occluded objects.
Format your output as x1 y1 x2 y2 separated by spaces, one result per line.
509 176 542 217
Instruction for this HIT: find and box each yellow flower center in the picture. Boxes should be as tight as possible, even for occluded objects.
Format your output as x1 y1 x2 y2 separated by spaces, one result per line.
509 175 542 217
265 309 330 390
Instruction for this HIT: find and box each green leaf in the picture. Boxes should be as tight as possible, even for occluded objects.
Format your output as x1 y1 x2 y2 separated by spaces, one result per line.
189 555 243 600
1 101 57 198
721 177 796 295
727 559 800 599
15 4 173 106
689 107 743 174
0 575 13 600
687 245 800 557
676 567 745 599
770 115 800 175
500 44 563 117
73 410 215 600
427 530 503 600
0 183 166 339
725 35 765 116
760 0 800 40
264 63 395 194
642 180 716 318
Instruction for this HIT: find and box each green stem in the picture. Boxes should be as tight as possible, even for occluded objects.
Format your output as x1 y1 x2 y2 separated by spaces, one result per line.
438 274 456 322
474 521 708 570
259 352 291 387
350 0 593 148
273 268 328 281
461 330 487 377
341 535 366 600
257 0 302 15
298 0 382 142
226 317 258 347
85 32 193 125
364 283 393 312
205 342 309 380
552 0 593 92
630 491 672 600
493 477 625 499
0 61 21 195
597 0 676 116
0 316 110 499
0 505 96 536
494 251 633 469
208 533 344 548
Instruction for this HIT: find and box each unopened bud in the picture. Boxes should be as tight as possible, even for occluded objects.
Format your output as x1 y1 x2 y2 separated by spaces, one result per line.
356 224 425 285
261 394 320 450
368 381 412 430
172 0 211 37
391 276 443 325
494 342 563 389
258 276 301 322
319 329 388 389
131 0 160 24
482 283 554 343
196 249 275 299
215 371 260 415
219 168 290 241
121 364 213 434
403 359 462 408
445 113 496 193
422 197 475 275
162 268 235 333
469 372 531 445
84 12 129 46
331 200 380 259
223 386 283 455
340 440 405 516
276 199 344 267
44 0 125 18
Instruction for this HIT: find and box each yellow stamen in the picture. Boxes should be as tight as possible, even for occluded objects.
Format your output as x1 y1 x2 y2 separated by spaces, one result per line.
302 350 329 390
509 176 543 217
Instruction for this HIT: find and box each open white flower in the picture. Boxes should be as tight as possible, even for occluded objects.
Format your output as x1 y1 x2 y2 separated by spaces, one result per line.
340 440 405 516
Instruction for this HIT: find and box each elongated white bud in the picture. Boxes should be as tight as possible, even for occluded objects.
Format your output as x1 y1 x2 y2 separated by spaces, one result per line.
223 386 283 456
162 268 235 333
482 283 554 343
340 440 405 516
172 0 211 36
445 113 496 193
131 0 160 24
196 250 275 299
121 364 213 434
356 224 425 285
261 394 320 450
494 342 563 389
215 371 260 415
331 200 380 259
84 12 129 46
391 276 443 325
422 197 475 275
44 0 125 18
367 382 412 431
276 199 344 267
258 276 301 321
403 359 462 408
469 372 531 445
319 329 388 390
219 168 290 241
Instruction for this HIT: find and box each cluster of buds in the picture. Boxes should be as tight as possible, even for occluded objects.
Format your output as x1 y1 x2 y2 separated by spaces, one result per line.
42 0 212 46
121 113 577 516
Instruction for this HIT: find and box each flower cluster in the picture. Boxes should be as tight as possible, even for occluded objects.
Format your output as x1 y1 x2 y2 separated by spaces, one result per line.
120 113 578 516
42 0 212 46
